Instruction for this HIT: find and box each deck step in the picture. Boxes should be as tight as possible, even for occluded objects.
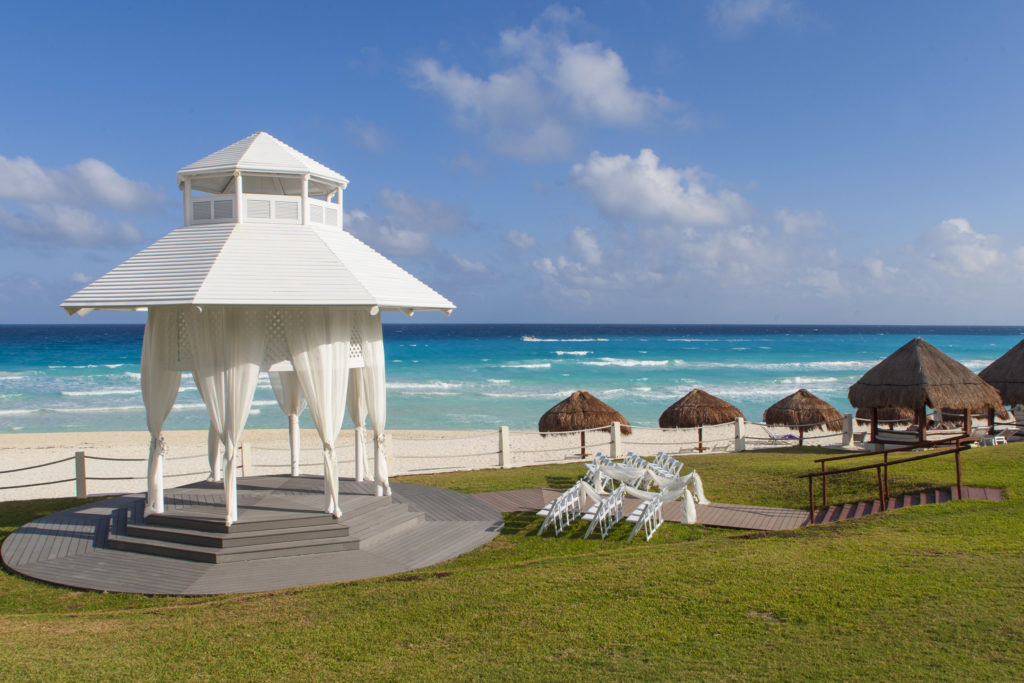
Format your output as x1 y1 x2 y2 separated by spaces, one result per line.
109 533 360 563
123 521 349 548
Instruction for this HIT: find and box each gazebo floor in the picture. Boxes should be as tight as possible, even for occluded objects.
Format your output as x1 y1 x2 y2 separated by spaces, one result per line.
1 475 503 596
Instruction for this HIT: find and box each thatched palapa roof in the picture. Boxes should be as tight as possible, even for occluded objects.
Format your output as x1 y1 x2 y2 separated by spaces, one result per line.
855 406 916 424
764 389 843 432
848 337 1003 411
659 388 743 428
538 390 632 435
978 339 1024 406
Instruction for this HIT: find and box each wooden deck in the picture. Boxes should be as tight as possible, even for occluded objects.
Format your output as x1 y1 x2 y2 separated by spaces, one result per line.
1 475 503 595
472 486 1004 532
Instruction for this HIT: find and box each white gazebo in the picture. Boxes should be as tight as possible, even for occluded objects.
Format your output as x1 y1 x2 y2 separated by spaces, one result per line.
62 132 454 524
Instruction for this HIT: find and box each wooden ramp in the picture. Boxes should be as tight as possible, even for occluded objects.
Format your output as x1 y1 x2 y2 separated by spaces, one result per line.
1 475 503 595
472 486 1004 532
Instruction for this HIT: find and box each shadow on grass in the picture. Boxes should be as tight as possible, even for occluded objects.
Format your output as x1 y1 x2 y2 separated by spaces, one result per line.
543 474 578 490
501 511 542 536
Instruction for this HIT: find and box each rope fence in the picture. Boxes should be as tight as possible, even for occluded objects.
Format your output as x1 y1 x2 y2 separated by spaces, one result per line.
3 413 1017 501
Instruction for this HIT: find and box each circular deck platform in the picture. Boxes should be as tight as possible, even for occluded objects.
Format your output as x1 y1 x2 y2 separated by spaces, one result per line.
1 475 504 595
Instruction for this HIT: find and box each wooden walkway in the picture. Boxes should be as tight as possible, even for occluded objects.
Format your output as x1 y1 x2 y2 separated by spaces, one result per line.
1 475 503 595
472 486 1004 532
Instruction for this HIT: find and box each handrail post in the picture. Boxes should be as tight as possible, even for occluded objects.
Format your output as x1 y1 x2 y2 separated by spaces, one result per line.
75 450 87 498
820 460 827 507
876 466 884 508
955 440 963 499
883 450 889 509
808 476 816 524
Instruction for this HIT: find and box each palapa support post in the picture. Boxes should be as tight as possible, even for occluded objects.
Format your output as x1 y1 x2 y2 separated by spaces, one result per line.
697 425 704 453
579 431 587 459
75 451 87 498
798 427 804 447
988 408 995 435
917 405 927 443
871 407 878 443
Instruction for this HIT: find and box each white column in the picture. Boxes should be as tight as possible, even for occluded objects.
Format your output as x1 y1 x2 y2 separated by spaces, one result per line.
234 172 245 223
183 177 192 225
337 185 344 227
301 174 310 225
735 417 746 452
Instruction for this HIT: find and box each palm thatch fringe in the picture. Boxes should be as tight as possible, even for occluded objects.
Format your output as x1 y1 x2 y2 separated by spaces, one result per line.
764 389 843 433
538 390 632 435
979 339 1024 406
848 337 1003 411
855 406 916 425
658 388 744 429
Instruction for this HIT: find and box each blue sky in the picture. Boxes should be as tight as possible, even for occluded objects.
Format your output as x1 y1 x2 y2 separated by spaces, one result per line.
1 1 1022 325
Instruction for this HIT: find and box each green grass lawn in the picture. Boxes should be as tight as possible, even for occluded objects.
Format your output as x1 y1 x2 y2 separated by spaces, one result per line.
2 444 1023 681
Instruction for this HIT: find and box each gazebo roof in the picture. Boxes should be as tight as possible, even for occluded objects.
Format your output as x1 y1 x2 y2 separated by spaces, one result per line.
764 389 842 432
61 222 454 315
179 132 348 191
978 339 1024 406
538 390 632 435
848 337 1002 411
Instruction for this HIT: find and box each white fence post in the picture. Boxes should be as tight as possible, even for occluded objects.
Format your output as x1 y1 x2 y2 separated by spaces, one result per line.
75 450 87 498
842 414 853 446
498 426 510 468
735 417 746 452
240 442 253 478
610 422 621 460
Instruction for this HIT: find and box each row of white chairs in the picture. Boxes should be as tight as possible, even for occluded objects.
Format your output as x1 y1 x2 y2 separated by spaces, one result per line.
536 480 589 536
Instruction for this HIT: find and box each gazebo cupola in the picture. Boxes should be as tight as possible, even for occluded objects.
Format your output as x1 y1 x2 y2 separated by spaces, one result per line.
178 132 348 229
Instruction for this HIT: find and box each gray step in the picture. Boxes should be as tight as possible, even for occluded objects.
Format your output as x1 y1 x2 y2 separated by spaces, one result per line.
355 509 427 548
109 533 359 564
344 503 425 540
144 510 338 534
123 521 349 548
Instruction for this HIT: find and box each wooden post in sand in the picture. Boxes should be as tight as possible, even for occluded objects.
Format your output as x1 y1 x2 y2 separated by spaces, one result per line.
75 451 87 498
610 422 621 460
498 426 510 469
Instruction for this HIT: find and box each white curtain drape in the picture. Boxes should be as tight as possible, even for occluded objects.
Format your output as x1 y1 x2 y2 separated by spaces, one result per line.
347 368 370 481
206 422 222 482
355 311 390 496
142 307 183 515
270 371 307 476
285 308 351 517
186 306 267 524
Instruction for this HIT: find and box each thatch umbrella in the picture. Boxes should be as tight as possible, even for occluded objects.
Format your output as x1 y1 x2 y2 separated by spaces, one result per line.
855 405 915 426
979 339 1024 407
538 390 631 458
659 388 743 452
764 389 843 446
848 337 1003 441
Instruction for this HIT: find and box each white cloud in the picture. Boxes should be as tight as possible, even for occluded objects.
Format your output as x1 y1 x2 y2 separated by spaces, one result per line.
344 191 467 257
70 272 90 284
920 218 1000 275
572 149 748 226
345 119 389 152
570 226 602 266
777 208 827 235
709 0 796 35
0 204 142 247
505 230 536 248
453 253 488 273
0 155 160 211
413 7 672 160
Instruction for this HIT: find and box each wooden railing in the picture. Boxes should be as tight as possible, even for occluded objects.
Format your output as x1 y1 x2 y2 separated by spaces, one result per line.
798 435 971 524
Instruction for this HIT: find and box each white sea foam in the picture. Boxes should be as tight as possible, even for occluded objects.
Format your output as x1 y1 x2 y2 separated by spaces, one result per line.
486 379 511 384
499 362 551 369
103 363 124 369
522 337 607 342
582 358 670 367
555 350 591 356
674 359 878 371
387 381 464 390
779 376 840 384
124 371 142 380
61 389 142 397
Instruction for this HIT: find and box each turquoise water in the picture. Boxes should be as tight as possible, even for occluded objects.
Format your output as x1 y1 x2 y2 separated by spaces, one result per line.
0 324 1021 433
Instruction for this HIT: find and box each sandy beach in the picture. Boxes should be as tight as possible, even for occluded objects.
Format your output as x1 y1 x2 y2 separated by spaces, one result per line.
0 421 853 502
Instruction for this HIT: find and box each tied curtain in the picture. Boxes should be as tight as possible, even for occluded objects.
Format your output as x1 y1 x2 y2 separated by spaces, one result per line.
285 308 352 517
186 306 267 525
270 371 307 476
347 368 370 481
355 310 390 496
141 306 183 515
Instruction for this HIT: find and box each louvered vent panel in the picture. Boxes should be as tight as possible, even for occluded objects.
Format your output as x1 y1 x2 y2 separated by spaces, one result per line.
310 204 324 224
325 207 338 225
213 199 234 220
349 327 364 361
192 200 211 221
275 200 299 220
247 199 271 219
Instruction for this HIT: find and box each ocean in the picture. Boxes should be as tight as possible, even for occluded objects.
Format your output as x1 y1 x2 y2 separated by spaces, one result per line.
0 324 1021 434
